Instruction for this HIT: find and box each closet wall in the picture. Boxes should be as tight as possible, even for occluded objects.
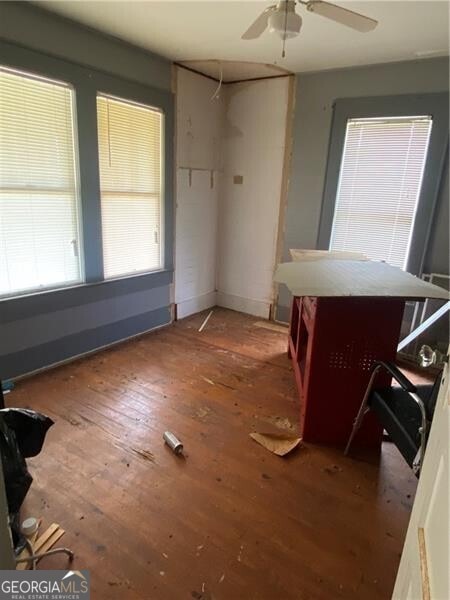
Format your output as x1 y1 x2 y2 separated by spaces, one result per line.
175 67 293 319
174 68 223 318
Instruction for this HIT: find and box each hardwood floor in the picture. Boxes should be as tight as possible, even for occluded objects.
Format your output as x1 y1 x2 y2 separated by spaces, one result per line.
12 308 417 599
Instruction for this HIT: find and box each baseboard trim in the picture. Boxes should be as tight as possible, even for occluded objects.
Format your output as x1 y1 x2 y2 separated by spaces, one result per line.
216 291 270 319
1 306 171 381
175 291 217 319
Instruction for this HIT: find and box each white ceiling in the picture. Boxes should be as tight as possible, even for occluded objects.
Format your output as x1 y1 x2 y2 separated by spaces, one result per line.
37 1 449 74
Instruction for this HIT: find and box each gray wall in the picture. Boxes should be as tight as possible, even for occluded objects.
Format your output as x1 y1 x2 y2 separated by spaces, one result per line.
0 2 171 91
0 3 174 379
278 57 449 321
424 157 449 275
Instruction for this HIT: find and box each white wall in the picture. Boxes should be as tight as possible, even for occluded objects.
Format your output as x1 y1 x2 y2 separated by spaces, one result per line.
174 68 223 318
217 78 290 318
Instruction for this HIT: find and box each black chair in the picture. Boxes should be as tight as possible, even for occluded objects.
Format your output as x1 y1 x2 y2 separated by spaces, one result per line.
345 362 442 476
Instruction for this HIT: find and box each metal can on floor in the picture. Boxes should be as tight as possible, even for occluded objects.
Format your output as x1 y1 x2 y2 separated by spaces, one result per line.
163 431 184 455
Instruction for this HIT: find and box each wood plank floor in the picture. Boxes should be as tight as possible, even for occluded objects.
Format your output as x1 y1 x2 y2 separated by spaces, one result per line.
12 308 417 599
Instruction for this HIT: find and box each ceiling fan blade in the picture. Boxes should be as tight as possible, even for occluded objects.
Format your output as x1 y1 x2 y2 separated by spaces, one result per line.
241 5 276 40
306 1 378 32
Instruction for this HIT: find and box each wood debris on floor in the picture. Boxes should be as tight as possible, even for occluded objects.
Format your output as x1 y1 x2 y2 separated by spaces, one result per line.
17 522 66 569
198 310 214 332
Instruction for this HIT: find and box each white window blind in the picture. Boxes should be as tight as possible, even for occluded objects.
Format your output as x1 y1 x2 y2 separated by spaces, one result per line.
330 116 433 269
0 67 82 298
97 94 163 279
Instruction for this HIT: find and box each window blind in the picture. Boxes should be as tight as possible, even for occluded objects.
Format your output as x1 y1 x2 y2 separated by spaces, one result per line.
330 116 433 269
97 94 163 279
0 67 82 298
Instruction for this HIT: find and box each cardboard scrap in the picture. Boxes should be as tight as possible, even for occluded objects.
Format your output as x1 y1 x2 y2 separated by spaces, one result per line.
250 432 302 456
275 260 450 300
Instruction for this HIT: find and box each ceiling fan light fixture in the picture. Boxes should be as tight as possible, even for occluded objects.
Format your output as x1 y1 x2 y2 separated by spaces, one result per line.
268 9 302 39
241 0 377 43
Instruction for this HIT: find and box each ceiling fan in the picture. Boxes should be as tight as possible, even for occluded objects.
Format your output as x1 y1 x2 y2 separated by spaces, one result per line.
242 0 378 46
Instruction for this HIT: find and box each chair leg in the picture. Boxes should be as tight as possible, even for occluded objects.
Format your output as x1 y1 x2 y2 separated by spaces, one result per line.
412 448 422 477
409 391 429 477
344 365 382 456
344 405 369 456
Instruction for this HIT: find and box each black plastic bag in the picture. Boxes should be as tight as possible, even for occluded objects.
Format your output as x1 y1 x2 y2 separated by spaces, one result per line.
1 408 53 458
0 408 54 552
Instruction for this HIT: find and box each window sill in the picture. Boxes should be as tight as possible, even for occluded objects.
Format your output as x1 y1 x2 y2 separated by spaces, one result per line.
0 280 84 303
0 267 173 303
102 266 167 285
0 269 174 324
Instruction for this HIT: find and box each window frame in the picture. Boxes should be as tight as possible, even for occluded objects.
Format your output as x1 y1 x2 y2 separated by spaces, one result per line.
0 40 174 302
317 93 449 275
0 66 85 299
96 92 165 280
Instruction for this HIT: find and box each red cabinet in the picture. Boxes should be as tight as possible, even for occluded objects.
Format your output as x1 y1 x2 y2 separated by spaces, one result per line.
288 296 405 448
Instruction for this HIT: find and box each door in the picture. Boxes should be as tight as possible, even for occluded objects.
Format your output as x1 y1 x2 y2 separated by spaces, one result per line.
392 347 449 599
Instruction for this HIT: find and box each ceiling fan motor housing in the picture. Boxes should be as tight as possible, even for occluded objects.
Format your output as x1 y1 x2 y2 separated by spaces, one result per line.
269 1 302 39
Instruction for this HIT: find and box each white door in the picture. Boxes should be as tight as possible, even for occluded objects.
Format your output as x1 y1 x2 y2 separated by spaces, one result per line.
393 347 449 599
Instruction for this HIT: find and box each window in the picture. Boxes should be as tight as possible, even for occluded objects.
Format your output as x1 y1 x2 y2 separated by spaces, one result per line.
0 67 82 298
330 116 433 269
97 94 163 279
